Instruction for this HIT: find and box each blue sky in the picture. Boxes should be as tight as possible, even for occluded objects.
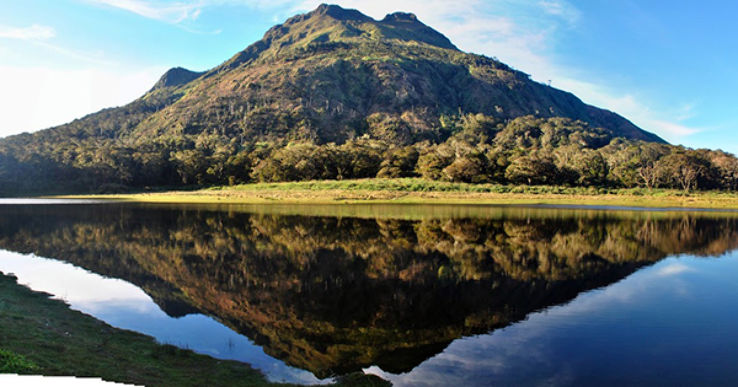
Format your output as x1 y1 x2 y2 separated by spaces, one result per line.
1 1 736 153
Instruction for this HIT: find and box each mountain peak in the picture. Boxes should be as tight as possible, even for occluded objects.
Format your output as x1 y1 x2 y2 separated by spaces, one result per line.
304 4 457 50
378 10 457 50
382 12 419 23
310 3 371 21
216 3 457 72
150 67 202 91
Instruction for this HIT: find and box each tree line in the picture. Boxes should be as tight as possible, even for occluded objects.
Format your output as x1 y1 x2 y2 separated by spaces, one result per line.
1 114 737 194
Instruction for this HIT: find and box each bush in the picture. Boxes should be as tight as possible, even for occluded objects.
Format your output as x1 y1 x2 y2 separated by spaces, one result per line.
0 349 38 373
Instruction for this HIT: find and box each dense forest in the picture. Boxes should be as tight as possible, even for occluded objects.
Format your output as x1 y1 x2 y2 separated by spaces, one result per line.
0 4 735 195
2 113 736 195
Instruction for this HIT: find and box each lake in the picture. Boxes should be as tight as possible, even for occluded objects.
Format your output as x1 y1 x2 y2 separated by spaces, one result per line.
1 201 738 385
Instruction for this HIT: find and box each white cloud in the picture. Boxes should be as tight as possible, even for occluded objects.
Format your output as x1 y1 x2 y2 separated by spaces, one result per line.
88 0 203 23
0 65 166 138
0 24 55 40
647 120 700 139
655 263 694 277
554 77 702 141
538 0 581 25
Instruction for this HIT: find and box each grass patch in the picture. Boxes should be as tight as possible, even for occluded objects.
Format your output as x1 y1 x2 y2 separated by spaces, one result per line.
54 178 738 210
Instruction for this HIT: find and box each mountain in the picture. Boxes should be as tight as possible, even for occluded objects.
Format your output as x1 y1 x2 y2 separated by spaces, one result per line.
2 4 735 195
130 3 662 143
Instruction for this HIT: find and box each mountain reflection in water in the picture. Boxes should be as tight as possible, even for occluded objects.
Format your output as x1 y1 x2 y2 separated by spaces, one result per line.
1 203 737 384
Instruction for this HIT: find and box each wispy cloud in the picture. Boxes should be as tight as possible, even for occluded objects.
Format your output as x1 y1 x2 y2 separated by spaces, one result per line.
648 120 701 138
538 0 581 26
88 0 203 23
554 77 702 141
33 41 112 65
0 24 55 40
290 0 557 66
655 263 694 277
0 22 109 66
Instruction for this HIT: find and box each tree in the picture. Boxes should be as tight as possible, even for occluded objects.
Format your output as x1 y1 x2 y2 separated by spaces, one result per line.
708 150 738 190
340 140 383 178
377 146 419 178
442 152 488 183
505 155 559 185
572 150 609 186
654 152 716 192
602 141 670 188
416 144 454 180
223 151 252 184
638 163 659 189
485 150 509 183
171 149 209 185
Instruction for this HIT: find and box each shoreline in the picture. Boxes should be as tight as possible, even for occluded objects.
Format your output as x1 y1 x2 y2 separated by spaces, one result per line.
0 271 388 386
0 272 272 386
45 178 738 210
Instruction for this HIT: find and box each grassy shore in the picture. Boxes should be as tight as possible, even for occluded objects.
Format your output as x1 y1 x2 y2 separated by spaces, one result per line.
55 178 738 210
0 273 387 386
0 273 274 386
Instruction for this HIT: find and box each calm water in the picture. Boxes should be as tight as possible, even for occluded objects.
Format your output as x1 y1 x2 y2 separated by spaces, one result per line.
1 202 738 385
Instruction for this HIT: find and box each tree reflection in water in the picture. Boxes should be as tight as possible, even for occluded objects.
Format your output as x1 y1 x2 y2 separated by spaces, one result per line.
0 204 737 378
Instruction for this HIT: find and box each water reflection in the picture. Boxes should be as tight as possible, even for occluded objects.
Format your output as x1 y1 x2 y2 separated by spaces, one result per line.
367 254 738 386
0 250 326 384
0 204 737 383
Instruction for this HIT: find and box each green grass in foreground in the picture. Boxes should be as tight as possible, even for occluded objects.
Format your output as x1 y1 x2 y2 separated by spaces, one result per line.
0 273 388 386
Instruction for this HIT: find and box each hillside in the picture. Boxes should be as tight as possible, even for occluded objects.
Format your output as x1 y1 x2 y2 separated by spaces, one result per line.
0 4 735 195
128 3 661 144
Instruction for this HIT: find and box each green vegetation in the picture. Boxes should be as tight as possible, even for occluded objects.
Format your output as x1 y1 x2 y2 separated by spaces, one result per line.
3 4 720 197
5 113 736 196
0 349 39 373
62 178 738 209
213 178 728 195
